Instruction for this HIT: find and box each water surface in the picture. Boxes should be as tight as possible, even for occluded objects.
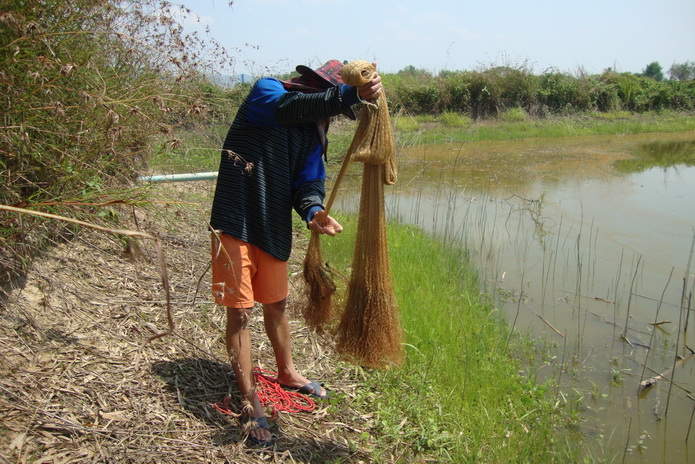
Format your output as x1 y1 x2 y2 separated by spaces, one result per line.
336 131 695 463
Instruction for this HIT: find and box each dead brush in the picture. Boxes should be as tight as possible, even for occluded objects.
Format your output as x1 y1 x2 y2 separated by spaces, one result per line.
0 0 238 283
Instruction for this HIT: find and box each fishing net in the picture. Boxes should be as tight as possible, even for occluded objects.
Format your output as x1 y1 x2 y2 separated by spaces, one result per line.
301 60 404 368
301 228 336 331
335 60 403 368
301 124 355 331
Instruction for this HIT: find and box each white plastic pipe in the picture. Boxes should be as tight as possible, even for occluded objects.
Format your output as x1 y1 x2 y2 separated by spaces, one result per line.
138 171 218 183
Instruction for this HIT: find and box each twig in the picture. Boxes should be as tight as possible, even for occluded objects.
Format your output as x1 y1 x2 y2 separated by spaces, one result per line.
507 269 525 348
639 354 694 393
621 416 632 464
687 400 695 442
622 255 642 340
666 267 691 416
682 230 695 334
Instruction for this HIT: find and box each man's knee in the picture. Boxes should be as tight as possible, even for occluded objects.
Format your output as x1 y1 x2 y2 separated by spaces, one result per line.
226 306 252 327
262 298 287 313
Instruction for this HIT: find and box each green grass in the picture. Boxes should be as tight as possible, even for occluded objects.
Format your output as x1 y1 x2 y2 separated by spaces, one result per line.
320 216 576 462
439 111 474 128
147 122 229 174
500 107 529 122
394 114 420 132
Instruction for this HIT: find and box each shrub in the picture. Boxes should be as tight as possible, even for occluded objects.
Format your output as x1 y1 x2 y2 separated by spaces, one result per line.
439 71 471 113
461 70 502 119
500 107 528 122
389 77 442 114
591 74 622 112
538 70 593 113
0 0 236 282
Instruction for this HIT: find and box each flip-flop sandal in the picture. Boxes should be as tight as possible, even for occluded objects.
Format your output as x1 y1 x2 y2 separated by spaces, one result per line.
279 380 331 400
242 415 273 447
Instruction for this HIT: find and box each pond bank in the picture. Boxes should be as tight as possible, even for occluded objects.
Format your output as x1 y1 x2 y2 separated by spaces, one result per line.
326 110 695 160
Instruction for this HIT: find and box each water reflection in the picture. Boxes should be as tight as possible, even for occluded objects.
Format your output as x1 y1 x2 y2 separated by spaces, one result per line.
333 131 695 463
615 140 695 173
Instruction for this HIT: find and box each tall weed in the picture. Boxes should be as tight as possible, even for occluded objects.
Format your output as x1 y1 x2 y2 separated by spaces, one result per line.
0 0 237 281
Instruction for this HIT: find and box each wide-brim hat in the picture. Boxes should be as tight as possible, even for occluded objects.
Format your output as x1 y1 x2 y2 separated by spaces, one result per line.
294 59 356 120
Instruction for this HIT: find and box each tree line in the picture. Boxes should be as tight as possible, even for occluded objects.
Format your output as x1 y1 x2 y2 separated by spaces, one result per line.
381 61 695 118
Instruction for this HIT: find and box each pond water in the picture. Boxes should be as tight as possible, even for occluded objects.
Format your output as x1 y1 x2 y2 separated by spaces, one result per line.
335 131 695 463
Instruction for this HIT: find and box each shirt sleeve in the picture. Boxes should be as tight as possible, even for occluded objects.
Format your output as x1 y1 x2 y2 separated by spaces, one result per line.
245 78 286 127
246 77 362 127
293 178 325 224
293 145 327 223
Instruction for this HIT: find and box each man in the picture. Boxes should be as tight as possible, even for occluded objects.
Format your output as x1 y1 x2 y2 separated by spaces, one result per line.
209 60 381 445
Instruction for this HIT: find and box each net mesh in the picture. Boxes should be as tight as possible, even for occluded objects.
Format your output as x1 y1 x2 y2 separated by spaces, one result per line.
301 60 404 368
335 61 403 368
301 231 336 331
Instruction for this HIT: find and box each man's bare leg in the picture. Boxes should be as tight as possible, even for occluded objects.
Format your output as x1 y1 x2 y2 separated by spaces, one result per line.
225 306 272 444
262 299 327 397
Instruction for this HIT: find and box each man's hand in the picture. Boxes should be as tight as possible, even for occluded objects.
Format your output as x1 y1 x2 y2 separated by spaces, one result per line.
308 210 343 236
357 62 382 101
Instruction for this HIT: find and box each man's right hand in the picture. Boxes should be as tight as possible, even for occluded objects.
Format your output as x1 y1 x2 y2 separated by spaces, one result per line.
357 62 382 102
308 210 343 237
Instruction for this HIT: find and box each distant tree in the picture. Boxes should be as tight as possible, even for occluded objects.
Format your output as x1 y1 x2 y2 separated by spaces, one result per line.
398 65 432 78
668 61 695 81
642 62 664 81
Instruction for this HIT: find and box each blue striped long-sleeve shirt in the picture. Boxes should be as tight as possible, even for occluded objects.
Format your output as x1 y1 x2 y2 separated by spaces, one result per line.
209 78 361 261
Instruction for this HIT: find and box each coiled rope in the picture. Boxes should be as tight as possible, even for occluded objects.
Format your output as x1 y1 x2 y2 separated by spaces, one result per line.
212 367 315 418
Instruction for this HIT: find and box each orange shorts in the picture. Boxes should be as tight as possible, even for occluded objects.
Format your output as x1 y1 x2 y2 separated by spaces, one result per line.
210 233 288 308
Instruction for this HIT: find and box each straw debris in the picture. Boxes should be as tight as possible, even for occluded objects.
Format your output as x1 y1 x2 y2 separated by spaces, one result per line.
0 182 378 463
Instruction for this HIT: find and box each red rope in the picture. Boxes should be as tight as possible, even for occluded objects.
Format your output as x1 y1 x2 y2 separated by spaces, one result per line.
212 367 315 417
253 367 315 413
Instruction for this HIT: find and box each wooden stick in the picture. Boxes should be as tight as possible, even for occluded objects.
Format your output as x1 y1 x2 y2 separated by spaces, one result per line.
324 150 353 216
687 400 695 442
639 354 694 393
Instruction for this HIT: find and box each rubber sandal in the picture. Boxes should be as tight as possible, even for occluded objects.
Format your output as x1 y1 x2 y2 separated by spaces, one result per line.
279 380 331 400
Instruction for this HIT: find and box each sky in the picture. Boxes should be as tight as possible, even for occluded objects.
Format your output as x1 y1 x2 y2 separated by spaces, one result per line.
180 0 695 77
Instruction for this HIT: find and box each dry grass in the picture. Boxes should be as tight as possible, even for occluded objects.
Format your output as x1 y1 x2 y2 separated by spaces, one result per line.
0 182 377 463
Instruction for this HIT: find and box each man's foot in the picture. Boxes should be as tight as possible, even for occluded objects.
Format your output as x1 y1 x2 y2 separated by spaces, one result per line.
279 379 330 399
244 414 273 446
242 393 273 445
